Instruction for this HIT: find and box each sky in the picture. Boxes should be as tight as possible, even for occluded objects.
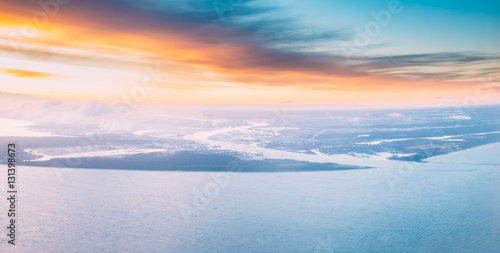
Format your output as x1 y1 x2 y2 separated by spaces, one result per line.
0 0 499 106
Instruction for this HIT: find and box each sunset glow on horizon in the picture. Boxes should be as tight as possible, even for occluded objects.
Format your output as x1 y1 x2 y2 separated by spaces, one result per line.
1 0 499 106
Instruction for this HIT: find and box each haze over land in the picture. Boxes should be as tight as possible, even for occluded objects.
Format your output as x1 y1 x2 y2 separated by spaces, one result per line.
0 104 498 173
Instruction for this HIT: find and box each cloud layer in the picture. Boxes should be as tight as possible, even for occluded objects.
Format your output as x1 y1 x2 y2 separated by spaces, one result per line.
0 0 499 103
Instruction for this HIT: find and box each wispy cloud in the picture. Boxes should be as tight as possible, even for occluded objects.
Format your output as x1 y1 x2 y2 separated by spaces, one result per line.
359 52 500 69
2 0 498 81
0 68 59 78
0 0 499 104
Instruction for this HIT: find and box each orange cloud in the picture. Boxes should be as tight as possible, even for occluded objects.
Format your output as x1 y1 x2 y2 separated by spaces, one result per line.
0 68 59 78
0 0 498 106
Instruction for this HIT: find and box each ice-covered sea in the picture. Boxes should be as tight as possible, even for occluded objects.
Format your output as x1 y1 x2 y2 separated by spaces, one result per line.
2 143 499 252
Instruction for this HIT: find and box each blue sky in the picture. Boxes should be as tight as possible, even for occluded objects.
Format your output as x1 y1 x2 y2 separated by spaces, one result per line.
280 0 500 53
